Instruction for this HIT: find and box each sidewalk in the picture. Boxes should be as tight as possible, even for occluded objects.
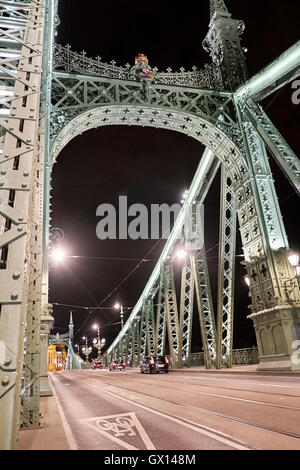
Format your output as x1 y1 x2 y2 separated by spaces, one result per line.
18 394 70 450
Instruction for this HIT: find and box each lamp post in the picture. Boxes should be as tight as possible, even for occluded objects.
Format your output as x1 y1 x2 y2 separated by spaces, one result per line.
114 303 124 330
93 324 106 360
287 252 300 292
82 337 92 363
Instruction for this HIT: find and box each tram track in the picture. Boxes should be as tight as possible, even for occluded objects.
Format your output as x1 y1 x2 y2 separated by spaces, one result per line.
87 370 300 411
79 371 300 445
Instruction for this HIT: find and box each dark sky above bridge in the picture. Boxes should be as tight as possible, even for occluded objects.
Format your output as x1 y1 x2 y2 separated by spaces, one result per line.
49 0 300 356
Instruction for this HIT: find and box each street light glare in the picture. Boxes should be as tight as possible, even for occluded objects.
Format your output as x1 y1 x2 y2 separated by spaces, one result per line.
176 249 187 261
288 253 299 268
52 248 65 262
114 302 121 310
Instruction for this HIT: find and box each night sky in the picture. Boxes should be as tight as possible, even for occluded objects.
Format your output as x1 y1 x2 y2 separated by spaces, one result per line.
49 0 300 357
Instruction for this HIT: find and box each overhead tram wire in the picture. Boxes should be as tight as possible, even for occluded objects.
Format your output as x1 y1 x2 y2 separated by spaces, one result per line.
74 236 166 337
64 255 157 262
54 184 293 336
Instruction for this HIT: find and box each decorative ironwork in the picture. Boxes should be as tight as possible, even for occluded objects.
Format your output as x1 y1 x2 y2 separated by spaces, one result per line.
53 44 223 91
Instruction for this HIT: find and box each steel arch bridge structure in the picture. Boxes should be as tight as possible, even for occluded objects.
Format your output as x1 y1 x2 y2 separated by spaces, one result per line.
0 0 299 449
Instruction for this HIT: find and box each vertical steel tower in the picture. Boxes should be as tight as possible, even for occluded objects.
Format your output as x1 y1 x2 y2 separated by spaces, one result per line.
0 0 299 449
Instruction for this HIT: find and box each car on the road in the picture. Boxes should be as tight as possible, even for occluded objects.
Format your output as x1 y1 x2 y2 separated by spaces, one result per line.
140 356 157 374
109 359 126 371
92 361 103 370
140 355 169 374
155 355 169 373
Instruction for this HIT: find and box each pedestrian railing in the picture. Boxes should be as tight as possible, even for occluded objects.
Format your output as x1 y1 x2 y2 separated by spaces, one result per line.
182 347 259 368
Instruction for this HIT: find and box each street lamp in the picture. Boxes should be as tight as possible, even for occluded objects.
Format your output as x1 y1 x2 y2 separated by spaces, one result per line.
51 248 65 263
92 324 106 360
175 248 187 261
181 189 189 205
114 303 124 330
285 252 300 297
288 253 300 268
81 337 92 363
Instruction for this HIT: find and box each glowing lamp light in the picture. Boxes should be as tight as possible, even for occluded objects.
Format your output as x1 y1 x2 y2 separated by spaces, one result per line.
176 249 187 261
114 303 121 310
288 254 299 268
51 248 65 262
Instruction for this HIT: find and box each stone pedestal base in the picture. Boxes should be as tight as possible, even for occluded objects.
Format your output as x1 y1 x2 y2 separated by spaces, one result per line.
40 376 53 397
248 305 300 371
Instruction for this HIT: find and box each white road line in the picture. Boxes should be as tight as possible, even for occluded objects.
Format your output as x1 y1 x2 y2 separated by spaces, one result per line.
195 391 300 410
49 374 79 451
170 375 300 390
81 378 251 451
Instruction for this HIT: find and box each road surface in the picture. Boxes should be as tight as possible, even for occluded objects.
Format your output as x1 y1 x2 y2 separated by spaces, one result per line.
49 368 300 450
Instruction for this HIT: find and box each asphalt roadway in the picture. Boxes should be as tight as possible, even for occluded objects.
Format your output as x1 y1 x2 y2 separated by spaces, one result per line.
48 368 300 451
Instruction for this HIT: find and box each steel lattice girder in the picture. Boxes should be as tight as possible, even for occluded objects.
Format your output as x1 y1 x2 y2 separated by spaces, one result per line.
163 263 180 360
243 99 300 196
155 265 167 356
216 166 237 369
0 0 47 449
179 257 194 363
235 41 300 102
191 246 217 369
107 148 217 355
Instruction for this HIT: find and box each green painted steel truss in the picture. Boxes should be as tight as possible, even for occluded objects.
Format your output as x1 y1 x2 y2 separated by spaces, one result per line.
0 0 300 450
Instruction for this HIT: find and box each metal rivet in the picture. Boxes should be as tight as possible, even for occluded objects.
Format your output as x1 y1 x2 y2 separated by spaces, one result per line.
4 358 12 367
2 376 9 387
11 292 18 300
12 272 20 280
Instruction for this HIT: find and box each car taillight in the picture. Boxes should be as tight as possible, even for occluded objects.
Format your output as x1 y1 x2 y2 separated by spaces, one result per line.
113 362 116 366
122 362 125 366
165 357 169 364
150 358 155 365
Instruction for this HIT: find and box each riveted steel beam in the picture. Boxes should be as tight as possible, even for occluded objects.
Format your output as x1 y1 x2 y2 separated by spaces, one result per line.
0 0 46 449
216 166 237 369
235 41 300 102
178 256 194 366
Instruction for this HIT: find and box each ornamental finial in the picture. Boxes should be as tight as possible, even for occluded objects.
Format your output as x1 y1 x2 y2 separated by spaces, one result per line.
135 53 149 65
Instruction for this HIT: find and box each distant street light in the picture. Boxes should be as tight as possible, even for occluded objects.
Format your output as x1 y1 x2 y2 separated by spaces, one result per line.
81 337 92 363
92 323 106 360
175 248 187 261
114 303 124 330
51 248 65 263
